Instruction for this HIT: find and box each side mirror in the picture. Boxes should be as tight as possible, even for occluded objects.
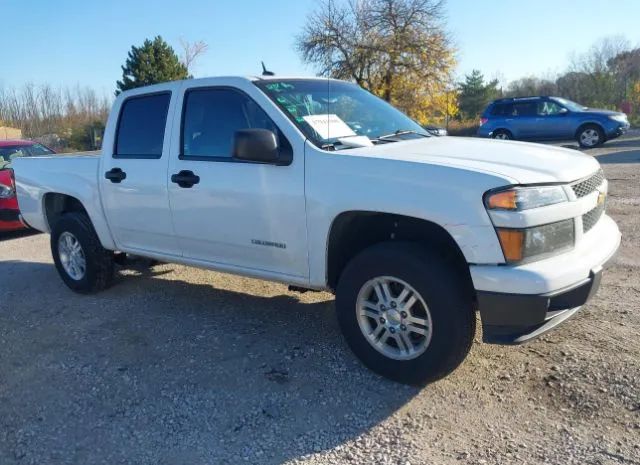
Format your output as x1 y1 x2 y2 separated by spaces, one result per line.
559 108 569 115
233 129 280 164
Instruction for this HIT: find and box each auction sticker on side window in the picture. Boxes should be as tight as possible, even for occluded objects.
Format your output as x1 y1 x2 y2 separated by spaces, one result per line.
302 114 356 140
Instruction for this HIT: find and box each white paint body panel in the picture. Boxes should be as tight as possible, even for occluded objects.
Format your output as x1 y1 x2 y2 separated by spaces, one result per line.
13 76 620 298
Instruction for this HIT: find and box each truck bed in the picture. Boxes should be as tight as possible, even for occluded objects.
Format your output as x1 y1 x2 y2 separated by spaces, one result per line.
13 154 102 233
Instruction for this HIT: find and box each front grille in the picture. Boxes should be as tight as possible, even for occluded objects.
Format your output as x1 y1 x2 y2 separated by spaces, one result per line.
572 169 605 198
582 203 605 233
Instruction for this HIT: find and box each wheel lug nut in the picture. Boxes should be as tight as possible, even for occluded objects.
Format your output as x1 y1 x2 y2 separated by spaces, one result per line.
400 311 408 318
379 317 386 324
400 324 406 331
390 301 397 308
389 327 396 334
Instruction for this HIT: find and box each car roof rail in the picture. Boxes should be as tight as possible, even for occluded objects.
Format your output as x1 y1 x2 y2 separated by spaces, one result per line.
493 96 548 103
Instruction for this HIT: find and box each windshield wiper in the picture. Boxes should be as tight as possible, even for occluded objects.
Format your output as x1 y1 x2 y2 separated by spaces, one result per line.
375 129 430 141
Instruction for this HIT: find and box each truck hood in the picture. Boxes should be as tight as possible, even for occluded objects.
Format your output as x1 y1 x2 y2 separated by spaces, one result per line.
341 136 600 184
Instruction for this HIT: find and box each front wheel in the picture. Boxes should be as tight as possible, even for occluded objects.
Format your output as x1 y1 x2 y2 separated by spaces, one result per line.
51 212 114 294
578 125 604 148
335 242 475 385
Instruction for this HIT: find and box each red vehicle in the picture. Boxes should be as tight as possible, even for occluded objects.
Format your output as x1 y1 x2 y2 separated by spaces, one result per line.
0 139 55 232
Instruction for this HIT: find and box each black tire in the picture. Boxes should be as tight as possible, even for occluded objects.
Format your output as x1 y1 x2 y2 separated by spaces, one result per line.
577 124 605 148
335 242 475 385
51 212 114 294
491 129 512 140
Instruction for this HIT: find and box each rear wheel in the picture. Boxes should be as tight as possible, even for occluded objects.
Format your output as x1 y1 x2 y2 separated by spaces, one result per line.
335 242 475 385
51 212 114 294
577 125 604 148
491 129 512 140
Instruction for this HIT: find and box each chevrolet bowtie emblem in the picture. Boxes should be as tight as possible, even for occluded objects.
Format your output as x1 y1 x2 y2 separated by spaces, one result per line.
597 190 607 206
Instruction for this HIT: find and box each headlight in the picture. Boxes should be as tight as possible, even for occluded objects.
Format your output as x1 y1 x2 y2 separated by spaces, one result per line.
0 183 15 199
496 219 575 263
609 114 628 123
485 185 568 211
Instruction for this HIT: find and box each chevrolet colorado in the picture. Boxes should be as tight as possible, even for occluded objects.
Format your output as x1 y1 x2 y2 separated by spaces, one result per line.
13 76 621 384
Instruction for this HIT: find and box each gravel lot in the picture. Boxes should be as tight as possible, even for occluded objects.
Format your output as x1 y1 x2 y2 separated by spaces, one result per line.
1 135 639 465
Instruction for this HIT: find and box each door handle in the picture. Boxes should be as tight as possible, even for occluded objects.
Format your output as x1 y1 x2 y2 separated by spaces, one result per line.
171 170 200 188
105 167 127 183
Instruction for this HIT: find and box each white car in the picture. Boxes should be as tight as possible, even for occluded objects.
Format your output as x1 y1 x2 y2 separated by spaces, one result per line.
14 76 621 385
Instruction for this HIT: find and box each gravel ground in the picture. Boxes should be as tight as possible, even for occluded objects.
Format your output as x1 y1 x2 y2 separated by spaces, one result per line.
1 136 639 465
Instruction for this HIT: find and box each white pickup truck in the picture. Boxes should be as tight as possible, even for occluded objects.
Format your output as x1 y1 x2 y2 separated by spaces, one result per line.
14 76 621 385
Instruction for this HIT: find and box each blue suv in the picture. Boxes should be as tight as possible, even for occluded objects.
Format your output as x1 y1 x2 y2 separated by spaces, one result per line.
477 96 630 148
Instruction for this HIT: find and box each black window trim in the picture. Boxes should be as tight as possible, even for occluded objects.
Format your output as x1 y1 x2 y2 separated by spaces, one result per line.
113 91 172 160
178 85 292 165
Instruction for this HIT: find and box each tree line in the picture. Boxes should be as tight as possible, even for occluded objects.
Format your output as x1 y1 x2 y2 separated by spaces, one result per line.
0 84 110 151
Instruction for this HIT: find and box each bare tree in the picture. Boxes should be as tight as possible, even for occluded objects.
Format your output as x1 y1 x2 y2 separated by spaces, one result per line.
179 38 209 74
296 0 454 104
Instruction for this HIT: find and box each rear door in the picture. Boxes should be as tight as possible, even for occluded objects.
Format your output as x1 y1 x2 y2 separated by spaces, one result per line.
511 100 539 139
166 78 308 278
100 83 181 256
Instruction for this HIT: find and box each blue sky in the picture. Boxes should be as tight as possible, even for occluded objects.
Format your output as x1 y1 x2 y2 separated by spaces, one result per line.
2 0 640 96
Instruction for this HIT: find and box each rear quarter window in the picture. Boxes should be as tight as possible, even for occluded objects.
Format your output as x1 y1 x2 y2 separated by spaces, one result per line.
114 93 171 159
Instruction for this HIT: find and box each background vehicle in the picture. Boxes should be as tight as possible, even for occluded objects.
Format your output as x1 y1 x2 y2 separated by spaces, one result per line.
13 77 620 385
0 140 55 231
423 124 448 136
478 96 630 148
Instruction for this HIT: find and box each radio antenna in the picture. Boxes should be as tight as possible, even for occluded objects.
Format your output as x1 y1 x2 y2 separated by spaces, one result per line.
261 62 275 76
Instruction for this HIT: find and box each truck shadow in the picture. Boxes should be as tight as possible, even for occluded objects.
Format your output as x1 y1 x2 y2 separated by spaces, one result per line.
0 260 421 464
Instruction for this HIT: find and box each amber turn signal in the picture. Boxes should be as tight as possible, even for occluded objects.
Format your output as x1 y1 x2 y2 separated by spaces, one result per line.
487 190 517 210
496 229 524 262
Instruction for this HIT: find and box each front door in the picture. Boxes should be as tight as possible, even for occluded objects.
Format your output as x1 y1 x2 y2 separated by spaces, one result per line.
167 81 308 278
535 100 572 139
100 84 181 256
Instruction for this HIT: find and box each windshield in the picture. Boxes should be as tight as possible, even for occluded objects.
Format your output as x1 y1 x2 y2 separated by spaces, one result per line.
0 144 54 168
552 97 586 112
255 79 430 150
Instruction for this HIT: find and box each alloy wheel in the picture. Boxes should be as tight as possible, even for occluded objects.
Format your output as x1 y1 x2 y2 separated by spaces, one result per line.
356 276 433 360
58 231 86 281
580 128 600 147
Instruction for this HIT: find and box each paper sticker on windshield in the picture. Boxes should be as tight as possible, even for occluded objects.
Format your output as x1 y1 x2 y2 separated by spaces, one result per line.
302 114 356 140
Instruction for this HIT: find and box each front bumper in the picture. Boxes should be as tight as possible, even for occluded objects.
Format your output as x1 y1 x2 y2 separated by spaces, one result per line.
478 269 603 344
472 214 620 344
607 122 630 139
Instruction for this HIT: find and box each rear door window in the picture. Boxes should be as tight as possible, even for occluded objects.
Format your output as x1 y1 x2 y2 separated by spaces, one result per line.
114 93 171 158
512 101 537 117
490 103 514 116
